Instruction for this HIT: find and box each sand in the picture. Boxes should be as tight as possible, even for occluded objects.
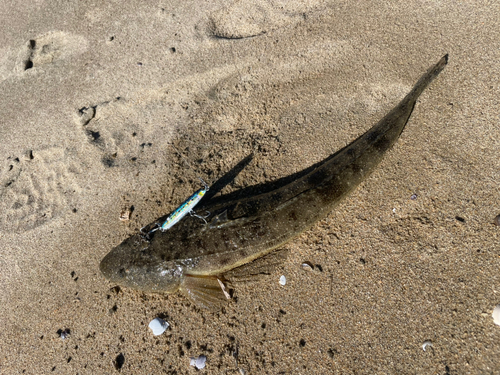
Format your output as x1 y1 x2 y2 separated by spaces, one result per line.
1 0 499 374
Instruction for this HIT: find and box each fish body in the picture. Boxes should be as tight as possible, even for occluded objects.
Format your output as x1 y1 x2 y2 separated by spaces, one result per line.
100 55 448 308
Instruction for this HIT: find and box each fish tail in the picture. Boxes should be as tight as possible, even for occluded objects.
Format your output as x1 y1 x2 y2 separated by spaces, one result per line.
403 54 448 105
380 54 448 140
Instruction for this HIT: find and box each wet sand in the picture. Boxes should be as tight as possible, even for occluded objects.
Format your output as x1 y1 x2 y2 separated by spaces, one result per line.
1 1 499 373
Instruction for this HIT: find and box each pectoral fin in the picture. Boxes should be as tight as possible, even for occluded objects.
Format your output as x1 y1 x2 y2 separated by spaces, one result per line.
209 210 229 228
180 275 231 310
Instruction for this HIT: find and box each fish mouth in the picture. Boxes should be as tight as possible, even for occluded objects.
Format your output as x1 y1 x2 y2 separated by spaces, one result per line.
99 233 149 281
99 250 121 282
99 249 144 289
99 235 183 293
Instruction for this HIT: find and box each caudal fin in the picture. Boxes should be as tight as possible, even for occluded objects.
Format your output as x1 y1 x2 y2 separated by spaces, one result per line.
404 54 448 104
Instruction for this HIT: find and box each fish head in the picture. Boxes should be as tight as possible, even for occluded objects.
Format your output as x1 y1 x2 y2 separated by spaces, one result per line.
100 233 182 293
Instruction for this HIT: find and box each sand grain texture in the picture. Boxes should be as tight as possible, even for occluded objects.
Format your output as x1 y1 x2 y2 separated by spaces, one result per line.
1 0 499 374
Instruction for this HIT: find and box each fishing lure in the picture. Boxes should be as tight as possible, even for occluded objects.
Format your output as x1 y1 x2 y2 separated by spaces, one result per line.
149 177 210 233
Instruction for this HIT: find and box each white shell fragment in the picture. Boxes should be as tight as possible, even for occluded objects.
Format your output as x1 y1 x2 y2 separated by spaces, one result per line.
190 355 207 369
279 275 286 286
59 329 70 340
492 304 500 326
301 262 314 271
119 208 131 221
148 317 169 336
218 278 231 300
422 340 433 351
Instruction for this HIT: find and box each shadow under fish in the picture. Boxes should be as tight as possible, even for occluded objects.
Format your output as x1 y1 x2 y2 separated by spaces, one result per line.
100 55 449 309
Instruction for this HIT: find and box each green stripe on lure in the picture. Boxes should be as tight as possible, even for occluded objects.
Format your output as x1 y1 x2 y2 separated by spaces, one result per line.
100 55 448 309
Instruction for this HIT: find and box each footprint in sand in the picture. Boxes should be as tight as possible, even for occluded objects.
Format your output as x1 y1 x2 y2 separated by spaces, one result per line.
0 31 87 82
0 147 82 233
74 97 154 168
208 0 326 39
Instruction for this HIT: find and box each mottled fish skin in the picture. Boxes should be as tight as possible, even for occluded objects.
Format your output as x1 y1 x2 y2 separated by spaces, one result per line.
100 55 448 304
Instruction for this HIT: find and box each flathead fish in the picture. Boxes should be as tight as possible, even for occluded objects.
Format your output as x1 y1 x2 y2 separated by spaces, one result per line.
100 55 448 308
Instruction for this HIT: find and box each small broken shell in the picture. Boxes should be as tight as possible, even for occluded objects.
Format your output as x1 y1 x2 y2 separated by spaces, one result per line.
422 340 433 351
279 275 286 286
190 355 207 369
149 317 169 336
301 262 314 271
492 304 500 326
217 278 231 300
119 208 131 221
58 328 70 340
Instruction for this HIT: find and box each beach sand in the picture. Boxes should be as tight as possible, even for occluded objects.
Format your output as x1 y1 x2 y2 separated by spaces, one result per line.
1 0 499 373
